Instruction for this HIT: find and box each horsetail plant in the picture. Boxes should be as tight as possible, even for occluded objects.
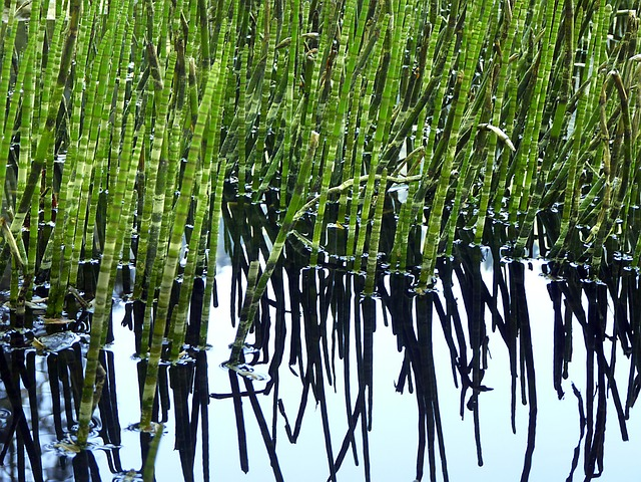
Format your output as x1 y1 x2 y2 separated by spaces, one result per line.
3 0 641 469
140 49 223 429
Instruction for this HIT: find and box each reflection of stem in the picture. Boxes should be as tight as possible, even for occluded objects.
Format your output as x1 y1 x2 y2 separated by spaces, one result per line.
244 379 284 481
512 262 537 482
0 349 43 480
566 383 586 481
229 370 249 473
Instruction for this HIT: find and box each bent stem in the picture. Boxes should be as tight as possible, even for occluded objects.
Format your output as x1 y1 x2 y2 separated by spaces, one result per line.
227 131 319 367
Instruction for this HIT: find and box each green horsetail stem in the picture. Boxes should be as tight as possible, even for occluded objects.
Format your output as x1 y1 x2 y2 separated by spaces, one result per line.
0 2 19 214
121 190 137 264
6 40 31 191
157 0 172 56
390 179 417 272
68 52 112 279
139 130 172 355
300 37 323 191
134 47 176 306
509 0 560 229
197 0 210 68
138 52 191 352
228 131 318 367
375 1 411 173
169 133 212 359
345 75 368 261
76 117 144 446
364 170 387 296
412 21 439 152
84 2 127 262
550 2 608 258
78 27 143 451
588 3 610 125
491 53 519 215
310 45 345 266
354 154 381 270
589 71 632 273
1 39 32 288
30 0 49 145
443 109 480 257
353 15 389 266
151 23 231 351
105 0 137 248
442 0 498 252
397 0 422 111
586 79 615 272
253 75 288 199
383 14 442 167
236 44 247 196
196 21 232 346
186 48 199 130
474 0 520 244
514 0 566 256
40 10 65 226
132 68 160 300
45 0 97 317
62 4 115 297
549 64 590 259
418 69 464 291
279 0 299 211
408 27 456 229
22 40 37 297
140 54 220 430
101 103 143 347
336 92 358 230
16 50 38 304
250 0 274 192
9 0 80 286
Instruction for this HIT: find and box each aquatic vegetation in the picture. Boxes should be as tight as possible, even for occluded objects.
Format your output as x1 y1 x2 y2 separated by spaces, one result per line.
2 0 641 479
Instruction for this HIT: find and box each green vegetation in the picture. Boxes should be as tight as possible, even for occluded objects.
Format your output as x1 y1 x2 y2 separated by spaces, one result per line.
0 0 639 452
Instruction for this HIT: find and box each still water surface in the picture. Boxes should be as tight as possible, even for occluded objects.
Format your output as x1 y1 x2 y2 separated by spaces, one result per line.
2 250 641 481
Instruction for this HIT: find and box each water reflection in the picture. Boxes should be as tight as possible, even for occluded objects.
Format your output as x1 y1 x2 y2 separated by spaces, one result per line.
203 237 640 482
1 241 641 481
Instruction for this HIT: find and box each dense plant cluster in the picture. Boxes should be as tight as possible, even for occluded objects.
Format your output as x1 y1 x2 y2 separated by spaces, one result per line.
0 0 638 451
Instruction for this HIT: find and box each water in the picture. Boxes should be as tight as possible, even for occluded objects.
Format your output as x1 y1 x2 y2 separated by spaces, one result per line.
1 249 641 481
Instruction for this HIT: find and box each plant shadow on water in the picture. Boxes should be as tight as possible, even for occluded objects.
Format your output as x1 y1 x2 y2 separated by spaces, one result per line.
2 211 641 482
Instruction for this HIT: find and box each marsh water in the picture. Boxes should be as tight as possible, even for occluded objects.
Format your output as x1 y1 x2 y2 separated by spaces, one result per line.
1 236 641 482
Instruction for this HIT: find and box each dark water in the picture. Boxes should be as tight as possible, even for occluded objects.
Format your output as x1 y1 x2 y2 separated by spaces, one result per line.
1 245 640 482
